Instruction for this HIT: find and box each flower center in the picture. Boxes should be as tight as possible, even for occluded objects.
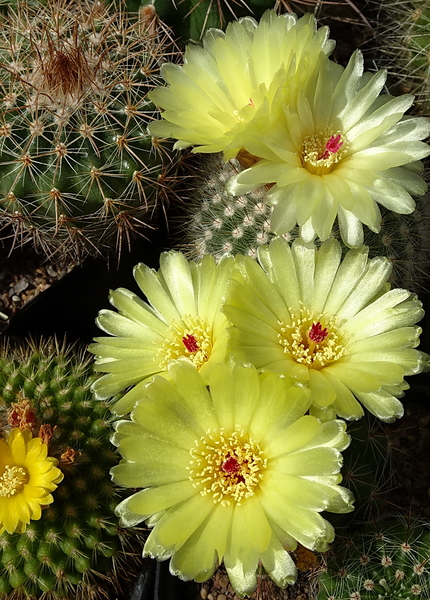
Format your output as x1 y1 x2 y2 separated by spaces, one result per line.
188 429 266 506
302 129 347 175
0 465 29 497
278 306 346 369
159 315 212 370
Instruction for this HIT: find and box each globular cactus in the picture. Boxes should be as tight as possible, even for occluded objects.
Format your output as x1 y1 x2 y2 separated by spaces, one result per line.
373 0 430 113
176 153 430 292
0 0 180 261
313 517 430 599
0 338 139 599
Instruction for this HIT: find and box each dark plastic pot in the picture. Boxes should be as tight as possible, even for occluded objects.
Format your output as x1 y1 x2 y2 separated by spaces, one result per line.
128 560 199 600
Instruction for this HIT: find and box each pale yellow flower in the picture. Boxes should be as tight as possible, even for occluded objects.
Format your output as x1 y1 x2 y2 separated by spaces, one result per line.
89 251 234 415
227 51 430 246
148 10 334 160
223 237 429 422
0 428 63 534
111 361 353 597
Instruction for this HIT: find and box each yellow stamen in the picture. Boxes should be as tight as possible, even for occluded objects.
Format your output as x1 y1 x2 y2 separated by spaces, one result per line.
159 315 212 370
0 465 29 497
188 428 266 506
302 129 347 175
278 305 346 369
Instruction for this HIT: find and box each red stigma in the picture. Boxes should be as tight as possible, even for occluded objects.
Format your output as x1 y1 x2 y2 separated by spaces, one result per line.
182 334 200 353
308 322 328 343
222 456 245 483
321 134 343 160
222 456 240 473
248 98 254 107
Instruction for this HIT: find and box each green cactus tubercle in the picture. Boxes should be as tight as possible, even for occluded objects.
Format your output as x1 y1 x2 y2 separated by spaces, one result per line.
0 0 179 260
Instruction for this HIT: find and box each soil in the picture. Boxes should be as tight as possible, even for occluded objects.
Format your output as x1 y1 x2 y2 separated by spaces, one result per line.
0 242 75 329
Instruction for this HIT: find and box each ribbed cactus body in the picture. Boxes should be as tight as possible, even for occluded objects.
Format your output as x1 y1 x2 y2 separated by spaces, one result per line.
0 340 136 599
0 0 179 260
315 518 430 599
176 154 282 259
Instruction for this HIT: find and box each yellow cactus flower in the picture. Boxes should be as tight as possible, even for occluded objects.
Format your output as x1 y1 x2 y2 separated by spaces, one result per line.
227 50 430 246
111 361 353 597
223 237 429 422
89 251 234 415
148 10 334 160
0 428 63 535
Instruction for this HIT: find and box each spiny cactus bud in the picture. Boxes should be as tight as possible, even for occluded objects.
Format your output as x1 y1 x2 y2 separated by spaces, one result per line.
0 0 180 261
0 338 141 599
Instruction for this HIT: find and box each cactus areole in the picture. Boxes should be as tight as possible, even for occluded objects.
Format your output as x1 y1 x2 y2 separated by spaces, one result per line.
0 0 178 259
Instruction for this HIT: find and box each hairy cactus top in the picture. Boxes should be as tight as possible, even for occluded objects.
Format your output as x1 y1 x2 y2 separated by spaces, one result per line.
0 0 179 260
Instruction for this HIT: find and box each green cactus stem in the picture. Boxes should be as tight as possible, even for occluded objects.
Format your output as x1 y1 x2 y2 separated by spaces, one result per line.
373 0 430 113
324 413 393 532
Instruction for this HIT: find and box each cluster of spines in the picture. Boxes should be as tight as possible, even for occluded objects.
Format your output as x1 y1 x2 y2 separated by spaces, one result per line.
0 339 139 599
0 0 180 261
313 516 430 599
373 0 430 113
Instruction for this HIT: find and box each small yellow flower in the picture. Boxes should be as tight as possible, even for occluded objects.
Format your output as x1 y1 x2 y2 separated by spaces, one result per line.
111 361 353 597
89 251 234 415
227 51 430 246
148 10 334 160
223 237 429 422
0 428 63 534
